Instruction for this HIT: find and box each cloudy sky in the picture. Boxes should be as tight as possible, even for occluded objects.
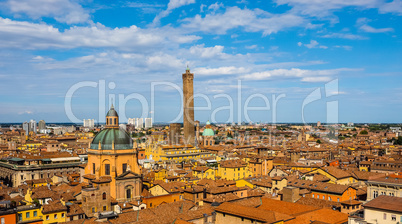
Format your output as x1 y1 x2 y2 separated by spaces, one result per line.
0 0 401 124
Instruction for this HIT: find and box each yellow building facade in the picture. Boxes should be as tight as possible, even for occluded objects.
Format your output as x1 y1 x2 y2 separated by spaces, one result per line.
84 105 142 204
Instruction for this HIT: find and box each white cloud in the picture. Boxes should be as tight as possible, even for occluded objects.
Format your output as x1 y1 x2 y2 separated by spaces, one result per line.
194 66 250 76
320 33 368 40
153 0 196 24
18 110 34 115
0 18 200 50
301 40 328 49
274 0 380 18
208 2 224 12
167 0 195 10
200 4 206 12
181 6 306 36
356 17 394 33
189 44 226 58
241 68 361 82
126 2 164 8
301 76 332 82
146 53 185 69
379 0 402 15
6 0 90 24
32 56 44 60
334 45 352 50
360 24 394 33
245 45 258 49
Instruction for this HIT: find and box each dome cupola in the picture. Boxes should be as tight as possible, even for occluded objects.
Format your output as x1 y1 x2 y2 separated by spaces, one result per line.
106 104 119 128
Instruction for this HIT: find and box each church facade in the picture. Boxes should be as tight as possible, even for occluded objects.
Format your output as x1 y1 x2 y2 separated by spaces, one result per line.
82 105 142 217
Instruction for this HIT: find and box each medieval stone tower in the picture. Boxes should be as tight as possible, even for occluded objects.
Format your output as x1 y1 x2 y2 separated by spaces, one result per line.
182 67 195 146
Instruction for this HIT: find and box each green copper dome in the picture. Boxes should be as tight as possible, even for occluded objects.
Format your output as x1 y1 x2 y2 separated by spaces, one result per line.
202 128 215 136
90 128 133 150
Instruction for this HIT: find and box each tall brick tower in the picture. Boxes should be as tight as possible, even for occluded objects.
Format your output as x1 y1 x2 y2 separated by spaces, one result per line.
182 67 195 146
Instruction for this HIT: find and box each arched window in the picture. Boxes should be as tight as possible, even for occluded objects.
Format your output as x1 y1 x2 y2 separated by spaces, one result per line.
126 188 131 199
102 192 106 200
105 164 110 176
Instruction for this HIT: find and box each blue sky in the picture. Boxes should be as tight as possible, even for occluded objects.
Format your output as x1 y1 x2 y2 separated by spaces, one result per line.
0 0 401 124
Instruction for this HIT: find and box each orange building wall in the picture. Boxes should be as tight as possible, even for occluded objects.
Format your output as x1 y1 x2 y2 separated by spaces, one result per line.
143 193 181 208
0 213 17 224
138 149 146 160
311 188 357 202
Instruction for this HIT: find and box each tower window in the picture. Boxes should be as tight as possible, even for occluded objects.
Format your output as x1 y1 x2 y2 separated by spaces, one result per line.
109 118 112 125
114 118 117 125
122 163 127 173
102 192 107 200
92 163 96 174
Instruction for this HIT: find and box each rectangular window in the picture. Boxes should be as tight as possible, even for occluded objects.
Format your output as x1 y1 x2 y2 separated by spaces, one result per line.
1 217 4 224
384 213 386 220
105 164 110 175
93 163 96 174
46 215 49 220
26 212 30 218
103 206 107 211
62 213 65 218
392 215 396 221
122 163 127 173
33 211 37 217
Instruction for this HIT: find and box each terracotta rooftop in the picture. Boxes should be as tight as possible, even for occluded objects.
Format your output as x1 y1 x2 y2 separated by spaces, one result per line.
216 202 293 223
288 179 353 195
258 198 319 216
364 195 402 213
285 208 349 224
42 201 67 214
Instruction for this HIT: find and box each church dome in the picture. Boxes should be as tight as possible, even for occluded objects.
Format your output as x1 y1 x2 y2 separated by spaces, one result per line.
106 105 118 117
202 128 215 136
91 128 133 150
202 121 215 136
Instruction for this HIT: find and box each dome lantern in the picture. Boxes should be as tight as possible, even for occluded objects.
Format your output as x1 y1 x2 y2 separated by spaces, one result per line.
106 104 119 128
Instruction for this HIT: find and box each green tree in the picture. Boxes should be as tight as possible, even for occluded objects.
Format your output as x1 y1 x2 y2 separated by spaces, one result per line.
394 136 402 145
316 139 321 144
360 130 368 135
